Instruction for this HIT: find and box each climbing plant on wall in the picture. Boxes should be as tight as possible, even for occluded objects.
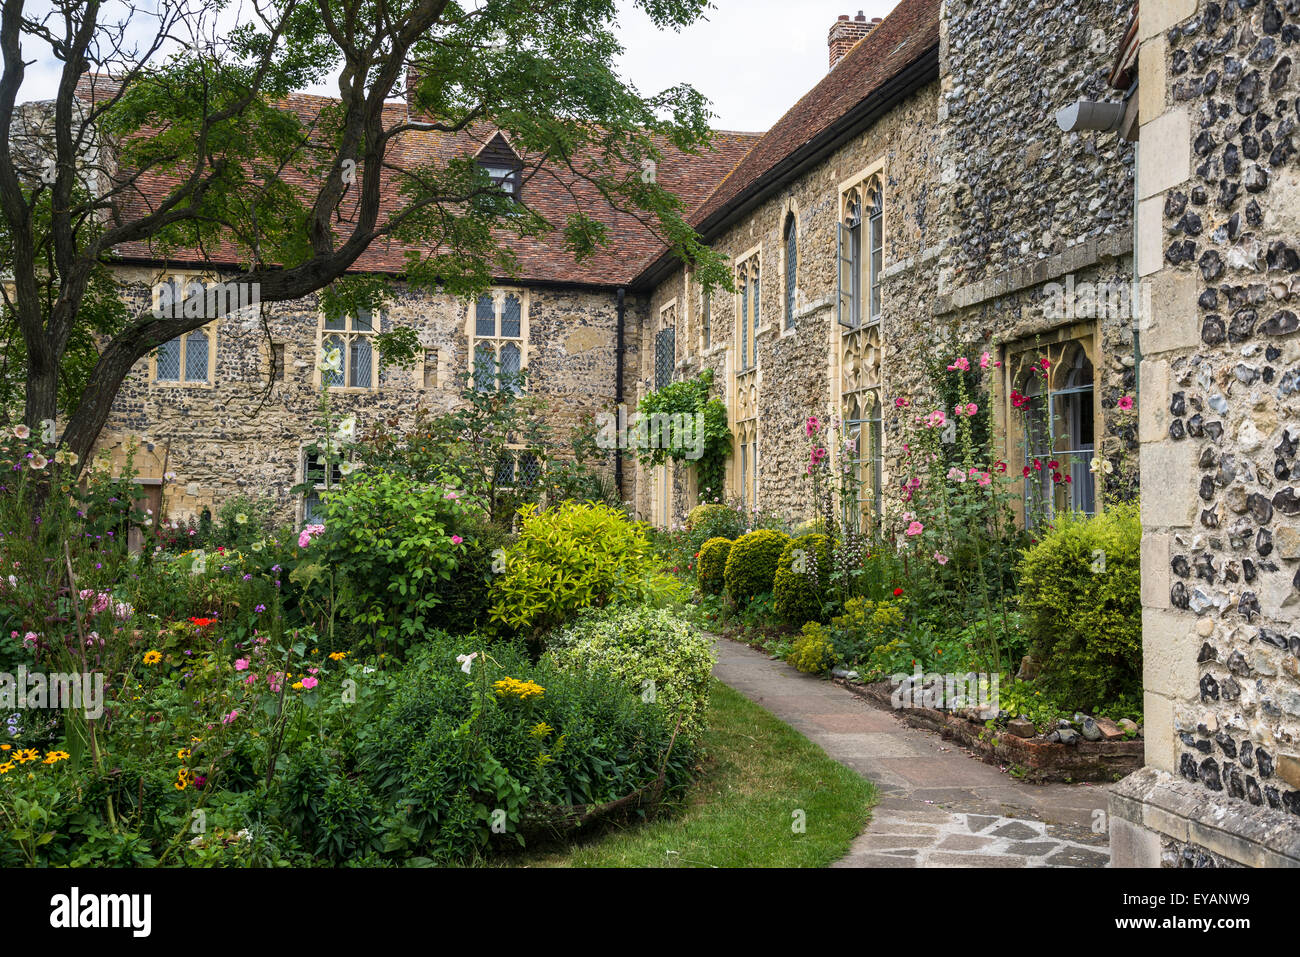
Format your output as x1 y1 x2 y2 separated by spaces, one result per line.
636 368 731 503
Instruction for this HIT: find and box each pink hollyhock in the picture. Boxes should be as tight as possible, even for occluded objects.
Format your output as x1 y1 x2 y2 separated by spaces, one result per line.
221 709 239 725
895 397 910 408
977 472 992 487
933 551 949 565
301 676 319 690
805 415 821 437
905 521 924 536
1117 395 1134 410
947 357 970 371
979 352 992 369
965 403 978 416
947 467 966 483
235 658 249 671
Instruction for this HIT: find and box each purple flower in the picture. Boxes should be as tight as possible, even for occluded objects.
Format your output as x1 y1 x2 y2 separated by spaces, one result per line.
254 604 266 614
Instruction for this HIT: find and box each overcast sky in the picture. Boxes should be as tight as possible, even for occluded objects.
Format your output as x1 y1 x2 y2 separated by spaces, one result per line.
614 0 898 131
16 0 899 133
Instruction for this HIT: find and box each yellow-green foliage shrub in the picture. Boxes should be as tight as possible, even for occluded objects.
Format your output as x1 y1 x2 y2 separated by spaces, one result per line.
723 528 790 604
696 537 732 595
547 606 715 740
773 533 830 625
488 501 666 640
787 622 836 673
686 503 729 530
1018 503 1141 710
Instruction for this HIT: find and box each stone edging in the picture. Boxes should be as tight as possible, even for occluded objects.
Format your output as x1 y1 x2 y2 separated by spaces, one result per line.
833 677 1144 784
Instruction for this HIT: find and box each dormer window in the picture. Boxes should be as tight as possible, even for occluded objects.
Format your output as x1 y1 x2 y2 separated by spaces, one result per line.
476 132 523 200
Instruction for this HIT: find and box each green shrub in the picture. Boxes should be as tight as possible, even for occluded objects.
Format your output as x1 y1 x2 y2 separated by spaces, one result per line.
723 528 789 605
687 503 727 530
432 519 513 635
825 597 908 677
547 606 715 740
363 633 696 862
488 501 670 642
773 533 830 625
310 468 476 656
786 622 836 674
1018 503 1141 710
697 537 732 595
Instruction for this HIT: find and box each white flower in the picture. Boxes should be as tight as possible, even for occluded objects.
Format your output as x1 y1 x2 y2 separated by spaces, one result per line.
235 512 248 525
29 453 48 470
456 652 478 674
319 346 343 375
335 415 357 442
164 471 177 482
12 424 29 440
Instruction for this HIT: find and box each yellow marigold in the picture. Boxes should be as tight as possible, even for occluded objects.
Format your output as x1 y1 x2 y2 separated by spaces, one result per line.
328 651 347 661
143 650 162 665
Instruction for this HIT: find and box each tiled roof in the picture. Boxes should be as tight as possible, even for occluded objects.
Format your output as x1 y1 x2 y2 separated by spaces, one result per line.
75 74 759 287
631 0 940 286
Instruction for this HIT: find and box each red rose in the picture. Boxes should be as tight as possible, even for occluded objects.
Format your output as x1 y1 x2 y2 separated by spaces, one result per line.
893 587 903 597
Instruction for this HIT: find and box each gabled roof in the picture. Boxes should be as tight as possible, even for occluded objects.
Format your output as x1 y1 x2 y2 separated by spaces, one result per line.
631 0 940 289
73 74 760 288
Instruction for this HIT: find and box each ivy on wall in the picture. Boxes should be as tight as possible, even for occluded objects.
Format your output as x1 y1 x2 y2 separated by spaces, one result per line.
636 368 731 503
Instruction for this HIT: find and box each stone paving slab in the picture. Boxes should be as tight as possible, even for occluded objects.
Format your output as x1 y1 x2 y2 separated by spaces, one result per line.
712 637 1111 868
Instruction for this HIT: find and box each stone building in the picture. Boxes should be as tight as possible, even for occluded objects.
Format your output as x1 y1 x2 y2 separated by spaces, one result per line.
81 0 1300 864
628 0 1139 530
1107 0 1300 867
89 89 756 524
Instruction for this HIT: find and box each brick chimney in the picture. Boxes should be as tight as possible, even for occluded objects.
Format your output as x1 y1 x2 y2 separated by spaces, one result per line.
828 11 882 70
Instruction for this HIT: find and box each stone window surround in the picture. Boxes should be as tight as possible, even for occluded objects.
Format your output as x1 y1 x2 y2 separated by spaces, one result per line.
997 321 1102 528
313 308 381 392
297 441 344 527
837 158 886 332
467 287 530 393
779 198 801 337
730 242 763 508
258 338 290 386
418 348 440 390
147 272 219 389
734 243 763 369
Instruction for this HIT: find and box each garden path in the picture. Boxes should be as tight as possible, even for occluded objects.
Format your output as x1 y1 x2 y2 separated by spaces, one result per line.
711 637 1112 868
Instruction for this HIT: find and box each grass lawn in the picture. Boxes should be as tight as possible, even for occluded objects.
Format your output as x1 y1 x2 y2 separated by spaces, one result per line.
509 679 875 867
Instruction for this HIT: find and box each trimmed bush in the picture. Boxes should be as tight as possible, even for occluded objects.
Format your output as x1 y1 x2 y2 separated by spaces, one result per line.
773 533 830 625
723 528 790 605
686 503 727 529
488 501 669 642
1018 503 1141 710
547 606 715 740
697 537 732 595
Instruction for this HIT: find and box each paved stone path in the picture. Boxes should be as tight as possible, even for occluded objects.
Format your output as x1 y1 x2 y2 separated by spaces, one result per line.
712 637 1112 867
